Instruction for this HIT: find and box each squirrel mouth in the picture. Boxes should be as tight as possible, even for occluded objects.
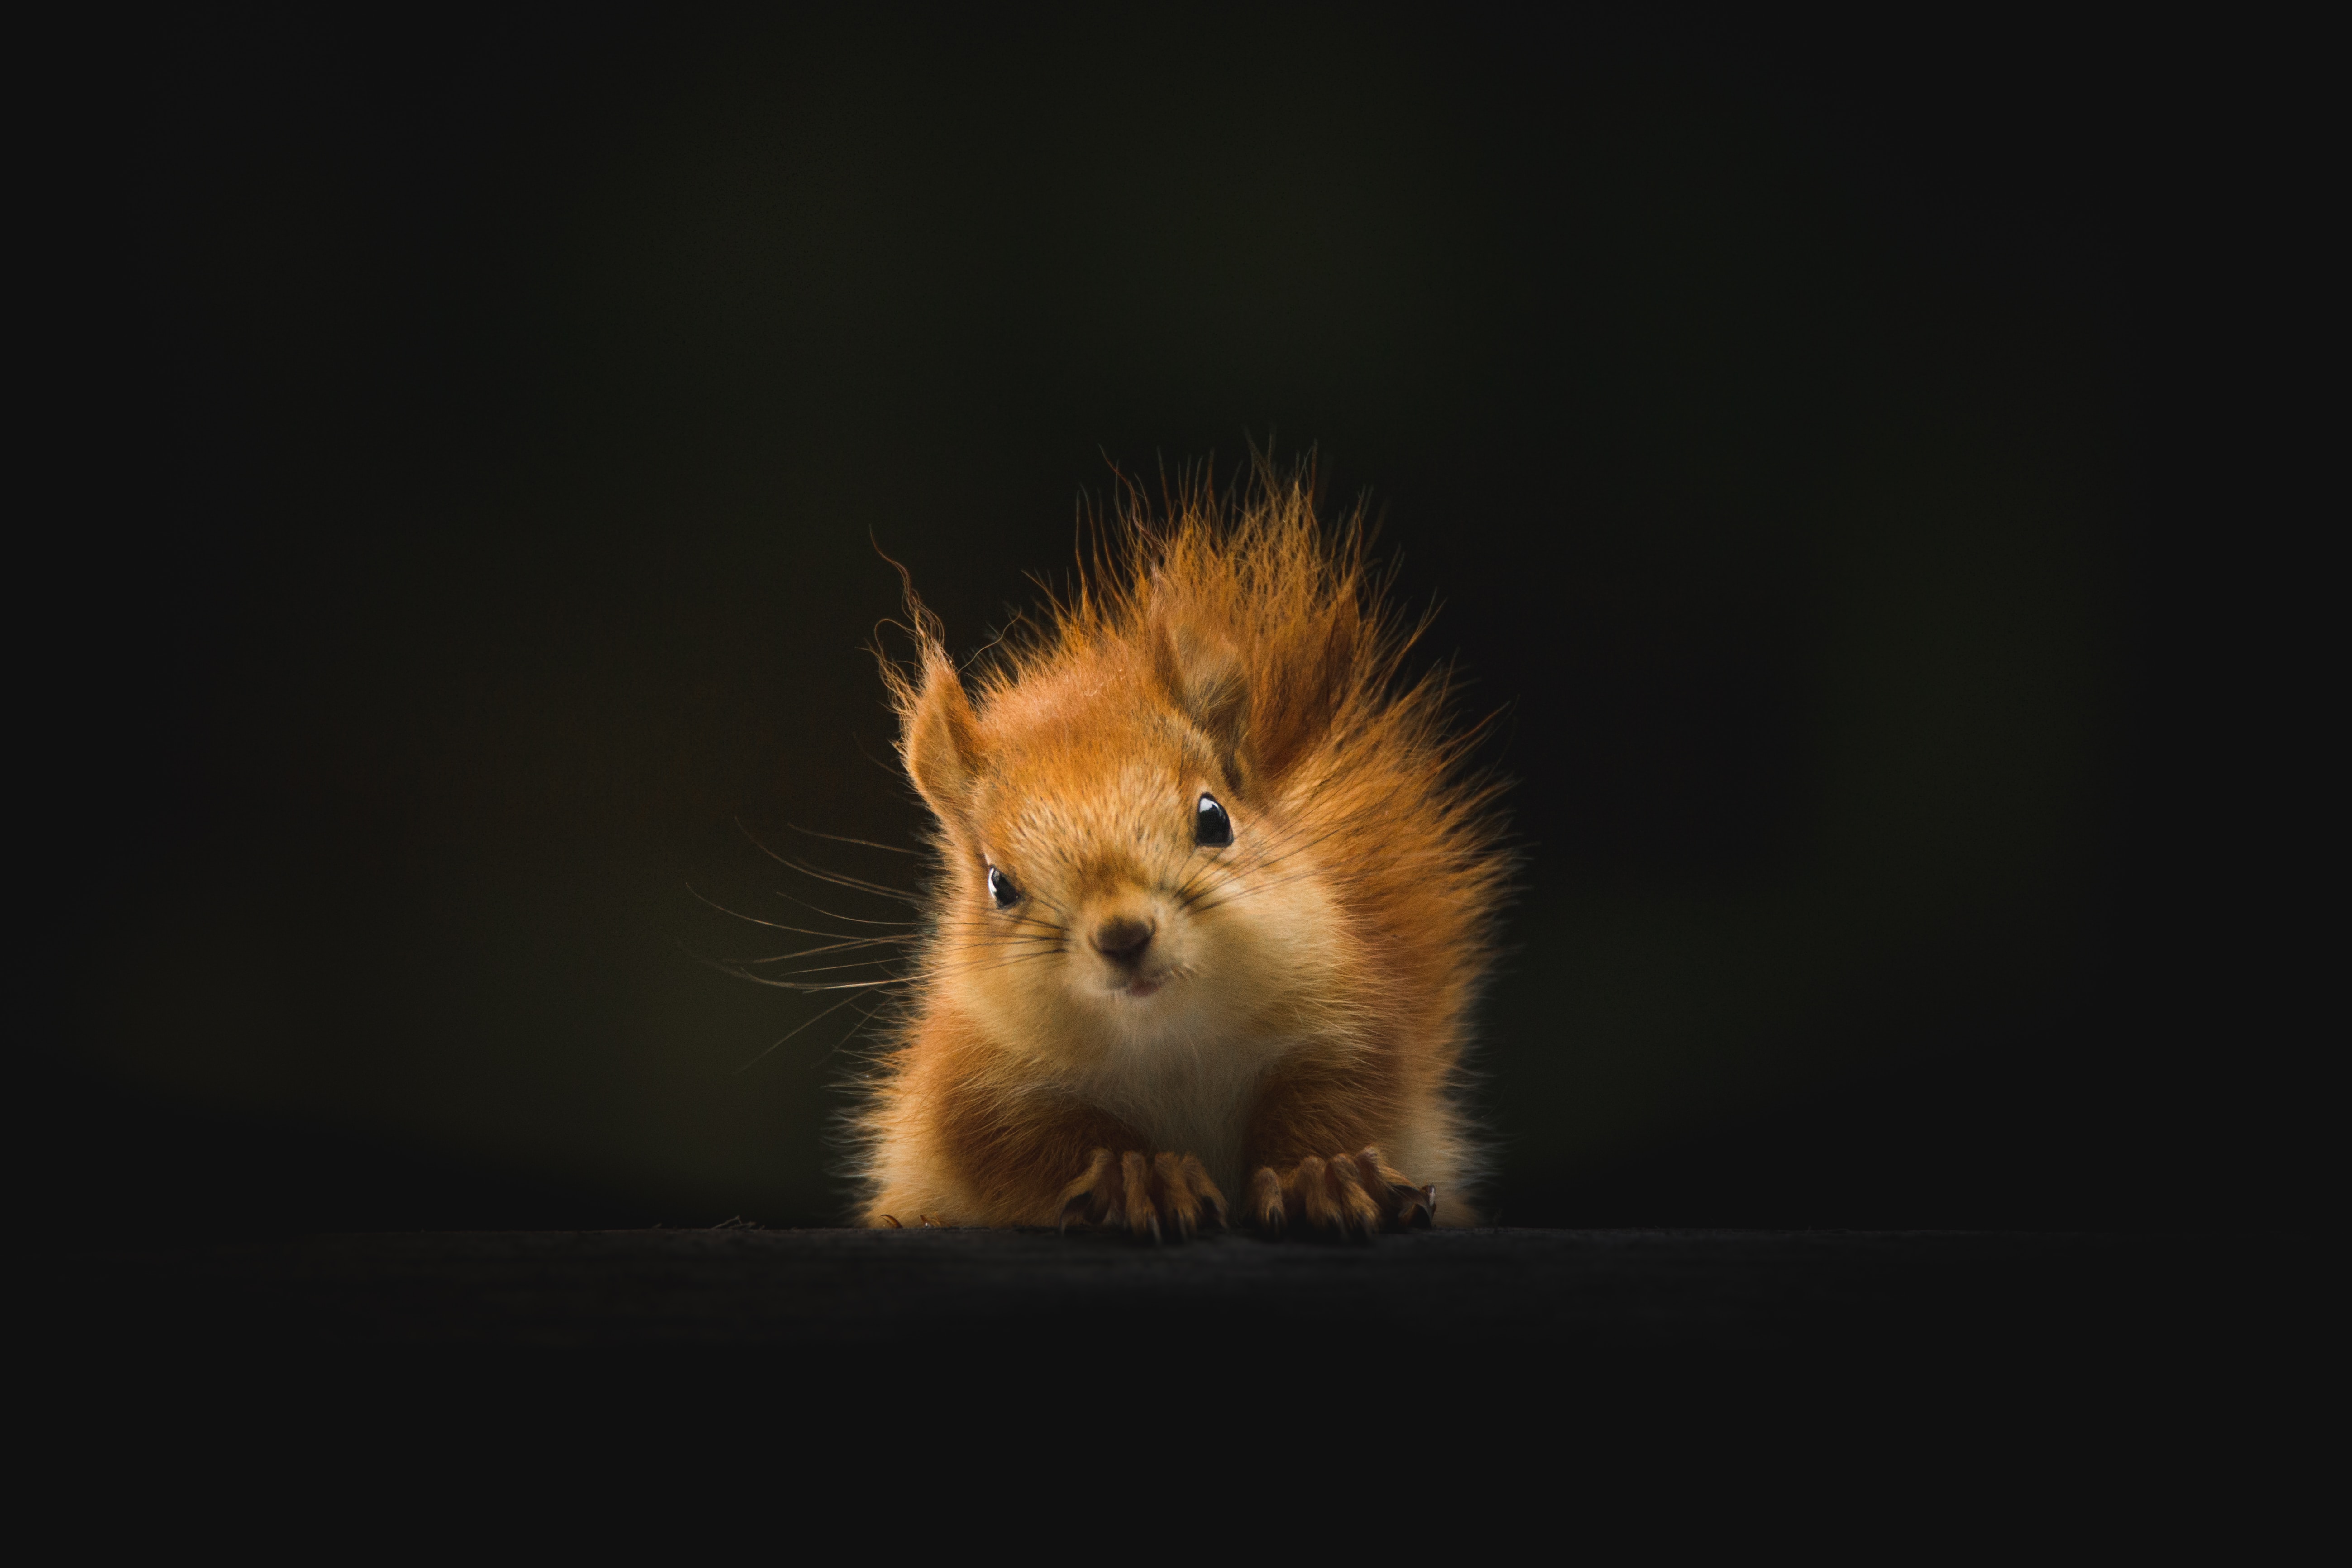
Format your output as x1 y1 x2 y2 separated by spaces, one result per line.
1119 976 1165 999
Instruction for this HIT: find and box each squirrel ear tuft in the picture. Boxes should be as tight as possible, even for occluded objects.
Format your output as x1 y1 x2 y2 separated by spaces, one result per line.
903 651 984 830
1246 595 1357 785
1151 607 1250 775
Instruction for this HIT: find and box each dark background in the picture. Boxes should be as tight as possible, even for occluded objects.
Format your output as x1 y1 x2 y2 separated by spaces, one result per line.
36 9 2318 1232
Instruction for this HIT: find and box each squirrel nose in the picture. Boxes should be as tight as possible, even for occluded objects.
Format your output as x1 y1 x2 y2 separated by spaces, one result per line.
1091 914 1155 965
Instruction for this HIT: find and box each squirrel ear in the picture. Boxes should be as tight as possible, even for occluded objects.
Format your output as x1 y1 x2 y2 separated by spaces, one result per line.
1245 596 1357 785
1151 610 1250 774
902 651 984 830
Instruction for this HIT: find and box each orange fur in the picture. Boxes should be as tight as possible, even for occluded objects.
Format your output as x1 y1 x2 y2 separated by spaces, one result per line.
852 465 1509 1235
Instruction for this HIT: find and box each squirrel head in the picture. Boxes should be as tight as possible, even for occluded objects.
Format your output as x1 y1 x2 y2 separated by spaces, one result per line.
892 573 1361 1066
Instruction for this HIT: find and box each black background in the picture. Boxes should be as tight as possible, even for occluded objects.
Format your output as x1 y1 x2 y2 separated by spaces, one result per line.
34 8 2319 1233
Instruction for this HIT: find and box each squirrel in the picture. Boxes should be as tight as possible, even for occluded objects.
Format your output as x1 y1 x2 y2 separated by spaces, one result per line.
851 468 1508 1236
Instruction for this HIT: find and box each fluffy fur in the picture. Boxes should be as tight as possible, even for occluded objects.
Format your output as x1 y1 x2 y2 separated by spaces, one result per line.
852 467 1508 1235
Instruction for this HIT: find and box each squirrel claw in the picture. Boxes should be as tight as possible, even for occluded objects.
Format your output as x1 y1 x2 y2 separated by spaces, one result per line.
1250 1147 1434 1239
1058 1147 1226 1241
1384 1182 1438 1228
1246 1167 1287 1236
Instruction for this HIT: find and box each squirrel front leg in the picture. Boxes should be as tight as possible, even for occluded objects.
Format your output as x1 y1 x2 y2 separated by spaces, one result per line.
1242 1062 1437 1238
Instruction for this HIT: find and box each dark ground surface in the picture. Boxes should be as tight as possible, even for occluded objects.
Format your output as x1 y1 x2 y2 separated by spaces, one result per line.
61 1226 2257 1360
52 1225 2315 1481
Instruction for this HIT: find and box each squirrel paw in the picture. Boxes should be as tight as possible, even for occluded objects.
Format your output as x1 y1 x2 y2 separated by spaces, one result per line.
1058 1149 1229 1241
1246 1148 1436 1239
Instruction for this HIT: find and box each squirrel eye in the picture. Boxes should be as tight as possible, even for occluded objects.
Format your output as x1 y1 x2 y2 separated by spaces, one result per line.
1195 793 1233 847
987 865 1020 908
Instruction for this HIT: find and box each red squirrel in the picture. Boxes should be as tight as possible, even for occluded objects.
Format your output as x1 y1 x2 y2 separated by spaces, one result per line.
854 470 1508 1235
